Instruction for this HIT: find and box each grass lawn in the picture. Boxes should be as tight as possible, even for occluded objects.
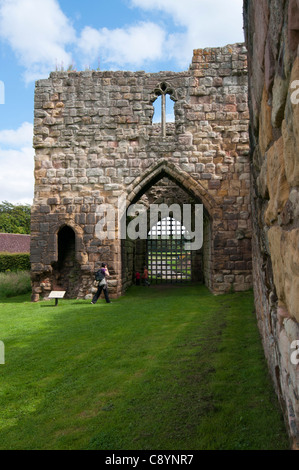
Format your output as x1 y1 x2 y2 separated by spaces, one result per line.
0 284 290 450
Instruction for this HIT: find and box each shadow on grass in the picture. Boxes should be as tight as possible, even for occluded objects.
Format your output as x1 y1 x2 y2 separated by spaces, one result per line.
0 293 32 304
0 285 290 450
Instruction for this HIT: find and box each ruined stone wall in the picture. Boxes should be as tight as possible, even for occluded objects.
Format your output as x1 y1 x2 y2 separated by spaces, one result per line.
244 0 299 448
31 43 252 300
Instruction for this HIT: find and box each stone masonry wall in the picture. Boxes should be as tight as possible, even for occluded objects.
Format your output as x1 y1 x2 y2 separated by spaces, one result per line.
244 0 299 448
31 43 252 300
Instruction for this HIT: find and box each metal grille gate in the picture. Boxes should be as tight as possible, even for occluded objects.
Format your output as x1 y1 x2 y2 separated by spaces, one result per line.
147 217 192 284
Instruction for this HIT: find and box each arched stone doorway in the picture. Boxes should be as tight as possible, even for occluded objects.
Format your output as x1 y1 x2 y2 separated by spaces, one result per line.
51 225 81 298
121 163 213 292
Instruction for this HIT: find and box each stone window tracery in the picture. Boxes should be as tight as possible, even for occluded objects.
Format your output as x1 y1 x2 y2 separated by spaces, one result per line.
152 82 177 137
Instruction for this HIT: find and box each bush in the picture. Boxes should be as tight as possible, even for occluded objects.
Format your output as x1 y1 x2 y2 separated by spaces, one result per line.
0 201 31 234
0 253 30 272
0 271 31 298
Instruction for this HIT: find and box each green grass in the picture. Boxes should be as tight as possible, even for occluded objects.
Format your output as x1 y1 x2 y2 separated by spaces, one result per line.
0 271 31 298
0 285 290 450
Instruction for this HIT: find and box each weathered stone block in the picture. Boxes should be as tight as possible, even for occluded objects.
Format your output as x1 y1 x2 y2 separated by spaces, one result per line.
268 226 299 323
271 75 289 128
265 138 290 225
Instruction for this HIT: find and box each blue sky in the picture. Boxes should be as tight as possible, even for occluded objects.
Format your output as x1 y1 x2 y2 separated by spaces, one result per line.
0 0 244 204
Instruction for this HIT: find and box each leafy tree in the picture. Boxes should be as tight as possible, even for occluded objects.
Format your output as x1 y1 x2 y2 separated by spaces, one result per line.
0 201 31 234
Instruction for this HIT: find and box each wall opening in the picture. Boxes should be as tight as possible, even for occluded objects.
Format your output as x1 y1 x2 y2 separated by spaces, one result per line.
153 94 175 124
121 173 211 291
51 225 81 298
152 82 176 137
147 217 193 284
58 225 75 267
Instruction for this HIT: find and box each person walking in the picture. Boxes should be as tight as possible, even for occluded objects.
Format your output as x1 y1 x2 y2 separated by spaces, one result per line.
91 263 111 304
142 265 150 287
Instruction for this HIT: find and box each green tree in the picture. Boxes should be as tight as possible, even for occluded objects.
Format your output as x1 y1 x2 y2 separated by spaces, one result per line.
0 201 31 234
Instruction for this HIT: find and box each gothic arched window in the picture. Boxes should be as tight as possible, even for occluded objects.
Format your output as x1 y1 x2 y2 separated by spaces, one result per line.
152 82 177 137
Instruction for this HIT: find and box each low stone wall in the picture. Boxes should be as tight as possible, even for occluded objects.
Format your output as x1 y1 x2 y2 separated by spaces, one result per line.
244 0 299 448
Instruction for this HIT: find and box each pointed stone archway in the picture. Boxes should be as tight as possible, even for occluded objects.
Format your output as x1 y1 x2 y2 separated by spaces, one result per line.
121 160 214 292
126 159 218 217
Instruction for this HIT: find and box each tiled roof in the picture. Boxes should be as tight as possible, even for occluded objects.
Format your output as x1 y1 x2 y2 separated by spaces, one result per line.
0 233 30 253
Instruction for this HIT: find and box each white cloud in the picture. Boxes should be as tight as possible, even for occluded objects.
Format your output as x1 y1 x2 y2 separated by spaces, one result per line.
0 146 34 204
0 0 244 80
130 0 244 66
0 122 34 204
75 1 245 70
0 122 33 147
77 22 166 69
0 0 76 82
76 0 244 70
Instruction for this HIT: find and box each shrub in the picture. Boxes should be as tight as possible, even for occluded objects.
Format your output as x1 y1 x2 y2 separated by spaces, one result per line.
0 271 31 298
0 253 30 272
0 201 31 234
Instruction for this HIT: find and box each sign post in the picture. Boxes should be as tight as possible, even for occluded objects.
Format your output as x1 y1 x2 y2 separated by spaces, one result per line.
48 291 66 306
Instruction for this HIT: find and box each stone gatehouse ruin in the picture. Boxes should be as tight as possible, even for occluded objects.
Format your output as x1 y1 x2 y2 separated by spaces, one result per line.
30 0 299 448
30 43 252 301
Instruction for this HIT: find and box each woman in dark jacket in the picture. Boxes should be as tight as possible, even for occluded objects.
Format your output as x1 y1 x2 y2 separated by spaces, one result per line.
91 263 111 304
